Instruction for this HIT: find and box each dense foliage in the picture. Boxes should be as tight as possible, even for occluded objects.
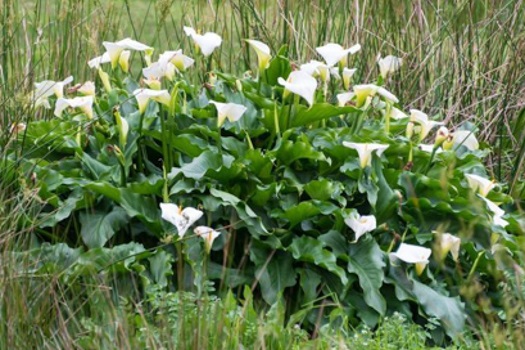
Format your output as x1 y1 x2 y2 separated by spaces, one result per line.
7 32 523 345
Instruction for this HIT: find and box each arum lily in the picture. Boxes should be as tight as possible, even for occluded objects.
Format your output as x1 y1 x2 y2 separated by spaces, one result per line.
278 70 318 106
183 26 222 57
443 129 479 151
78 81 96 96
300 60 330 83
103 38 153 69
434 126 450 147
342 67 357 90
342 142 389 168
465 173 495 197
118 50 131 72
33 76 74 108
160 203 203 238
377 55 402 79
158 50 195 72
419 144 443 154
353 84 398 107
336 92 354 107
437 233 461 262
98 69 112 93
209 100 247 127
391 243 432 275
88 52 111 69
480 196 509 228
316 43 361 67
409 109 444 141
344 212 377 242
54 96 94 119
194 226 221 253
246 39 271 71
133 89 171 114
143 60 176 87
390 107 409 120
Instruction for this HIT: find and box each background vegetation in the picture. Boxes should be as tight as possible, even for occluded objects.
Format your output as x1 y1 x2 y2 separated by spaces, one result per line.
1 0 525 349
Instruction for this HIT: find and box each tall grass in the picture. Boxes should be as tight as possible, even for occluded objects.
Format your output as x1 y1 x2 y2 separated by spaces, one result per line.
1 0 525 348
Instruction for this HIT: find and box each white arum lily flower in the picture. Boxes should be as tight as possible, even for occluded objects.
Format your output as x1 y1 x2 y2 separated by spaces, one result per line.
390 107 409 120
118 50 131 72
336 92 355 107
33 76 74 108
54 96 94 119
418 144 443 154
391 243 432 275
377 55 402 79
342 67 357 90
353 84 398 107
342 142 389 168
344 212 376 242
160 203 203 238
316 43 361 67
78 81 96 96
133 89 171 114
278 70 318 106
158 50 195 72
444 130 479 151
88 52 111 69
480 197 509 228
409 109 444 141
465 173 495 197
300 60 331 83
103 38 153 69
194 226 221 253
434 126 450 146
246 39 272 71
209 100 247 127
143 61 176 86
183 26 222 57
437 233 461 262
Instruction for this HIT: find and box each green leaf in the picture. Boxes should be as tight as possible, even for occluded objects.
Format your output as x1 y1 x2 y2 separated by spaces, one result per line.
289 236 348 285
275 137 327 166
148 250 173 287
291 104 359 127
265 46 292 85
411 279 466 339
282 200 338 227
305 178 340 201
256 251 296 305
347 236 386 315
79 206 128 249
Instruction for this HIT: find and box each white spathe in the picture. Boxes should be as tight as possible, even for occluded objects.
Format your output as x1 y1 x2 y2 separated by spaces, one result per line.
300 60 330 82
336 92 355 107
133 89 171 114
391 243 432 275
439 233 461 261
344 212 377 242
390 107 409 120
88 52 111 69
353 84 399 107
54 96 94 119
465 173 495 197
78 81 96 96
451 130 479 151
33 76 74 108
480 196 509 228
184 26 222 57
160 203 203 238
377 55 402 79
194 225 221 253
209 100 247 127
103 38 153 68
409 109 444 141
278 70 318 106
342 67 357 90
342 141 389 168
316 43 361 67
246 39 271 70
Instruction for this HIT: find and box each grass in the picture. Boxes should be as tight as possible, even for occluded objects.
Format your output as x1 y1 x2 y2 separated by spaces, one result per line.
1 0 525 348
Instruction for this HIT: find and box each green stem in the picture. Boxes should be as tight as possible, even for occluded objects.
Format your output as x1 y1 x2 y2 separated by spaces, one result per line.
467 251 485 281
